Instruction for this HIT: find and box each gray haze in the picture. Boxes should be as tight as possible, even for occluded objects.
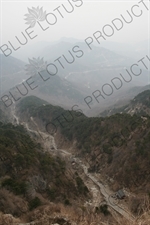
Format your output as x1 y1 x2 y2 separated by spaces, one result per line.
0 0 149 107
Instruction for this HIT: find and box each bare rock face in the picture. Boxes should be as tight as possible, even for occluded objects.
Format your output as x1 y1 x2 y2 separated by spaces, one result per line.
29 175 47 192
0 213 20 224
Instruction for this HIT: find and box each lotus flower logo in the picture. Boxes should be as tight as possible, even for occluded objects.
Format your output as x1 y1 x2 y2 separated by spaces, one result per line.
25 57 47 76
24 6 47 28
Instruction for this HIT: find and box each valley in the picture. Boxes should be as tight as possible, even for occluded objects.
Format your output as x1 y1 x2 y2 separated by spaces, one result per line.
0 35 150 224
0 90 150 224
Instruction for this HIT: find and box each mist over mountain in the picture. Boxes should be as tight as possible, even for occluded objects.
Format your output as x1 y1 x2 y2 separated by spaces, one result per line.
0 0 150 222
1 88 150 223
11 38 150 63
99 89 150 117
0 54 26 95
0 33 150 225
1 40 149 118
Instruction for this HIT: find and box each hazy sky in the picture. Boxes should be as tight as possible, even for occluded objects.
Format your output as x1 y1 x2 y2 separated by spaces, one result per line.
0 0 149 96
0 0 149 63
0 0 149 45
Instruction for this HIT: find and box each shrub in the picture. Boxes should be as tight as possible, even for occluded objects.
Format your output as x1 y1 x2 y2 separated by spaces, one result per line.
99 204 110 215
29 197 41 211
1 178 27 195
64 199 70 205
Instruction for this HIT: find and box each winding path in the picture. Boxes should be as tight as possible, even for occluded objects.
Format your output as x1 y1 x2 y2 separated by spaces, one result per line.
10 105 135 222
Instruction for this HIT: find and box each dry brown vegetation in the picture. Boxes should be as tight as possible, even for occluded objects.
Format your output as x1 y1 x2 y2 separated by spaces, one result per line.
0 201 150 225
1 94 150 225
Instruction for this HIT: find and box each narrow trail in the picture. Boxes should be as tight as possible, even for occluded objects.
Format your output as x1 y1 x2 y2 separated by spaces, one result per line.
11 100 19 125
9 105 135 223
59 150 135 222
10 102 57 152
30 116 57 151
82 165 135 222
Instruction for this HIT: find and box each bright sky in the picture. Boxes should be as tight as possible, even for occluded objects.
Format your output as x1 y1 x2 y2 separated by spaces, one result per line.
0 0 149 47
0 0 149 96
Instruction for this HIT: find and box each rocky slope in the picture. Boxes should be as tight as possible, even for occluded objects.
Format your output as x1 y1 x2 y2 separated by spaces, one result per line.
99 89 150 117
1 91 150 224
0 107 93 224
14 95 150 193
